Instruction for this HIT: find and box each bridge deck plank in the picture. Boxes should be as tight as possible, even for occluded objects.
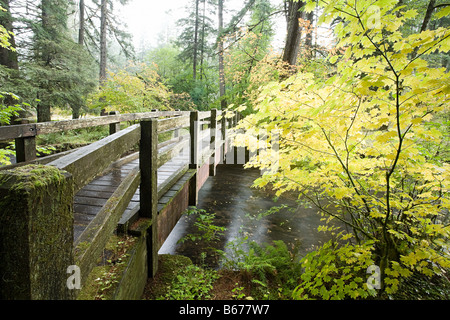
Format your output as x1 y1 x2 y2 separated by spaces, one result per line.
73 150 190 242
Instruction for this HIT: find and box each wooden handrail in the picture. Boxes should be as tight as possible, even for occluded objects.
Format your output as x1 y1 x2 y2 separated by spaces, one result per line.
0 110 190 165
49 124 141 193
0 111 188 141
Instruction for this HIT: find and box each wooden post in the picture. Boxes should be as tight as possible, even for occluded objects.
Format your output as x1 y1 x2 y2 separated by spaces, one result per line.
109 111 121 135
234 111 238 165
209 109 217 176
14 120 37 163
189 111 199 206
221 110 227 164
234 112 246 165
139 119 158 277
0 165 74 299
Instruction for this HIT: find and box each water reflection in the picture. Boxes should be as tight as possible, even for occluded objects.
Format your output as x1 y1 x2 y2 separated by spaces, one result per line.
159 165 337 266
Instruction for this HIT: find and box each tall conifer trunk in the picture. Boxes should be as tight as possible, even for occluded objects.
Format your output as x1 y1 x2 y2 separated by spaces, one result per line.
218 0 227 108
37 0 52 123
99 0 107 86
78 0 85 46
193 0 200 80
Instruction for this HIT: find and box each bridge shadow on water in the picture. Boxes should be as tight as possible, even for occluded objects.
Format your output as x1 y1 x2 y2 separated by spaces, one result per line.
159 164 338 268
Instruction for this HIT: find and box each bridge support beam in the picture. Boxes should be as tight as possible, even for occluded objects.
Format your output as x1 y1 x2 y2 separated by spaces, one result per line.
0 165 74 300
209 109 218 177
139 119 159 278
189 111 200 206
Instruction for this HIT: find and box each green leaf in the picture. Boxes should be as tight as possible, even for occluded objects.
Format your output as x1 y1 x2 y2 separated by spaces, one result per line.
436 6 450 19
304 1 317 13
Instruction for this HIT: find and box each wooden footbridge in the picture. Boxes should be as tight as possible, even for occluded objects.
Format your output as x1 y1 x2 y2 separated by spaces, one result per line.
0 110 244 300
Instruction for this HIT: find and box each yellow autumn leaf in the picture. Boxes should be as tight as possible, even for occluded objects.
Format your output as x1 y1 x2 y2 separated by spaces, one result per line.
375 131 397 143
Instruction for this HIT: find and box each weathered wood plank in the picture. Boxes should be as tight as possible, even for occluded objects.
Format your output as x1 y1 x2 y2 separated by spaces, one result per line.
74 196 108 207
157 170 195 249
190 111 199 170
37 111 187 135
198 111 211 120
157 132 189 151
76 189 113 199
157 165 188 200
74 167 140 289
15 136 37 163
157 137 189 169
48 124 141 193
78 184 118 193
209 109 218 176
157 115 190 133
0 123 37 140
0 111 189 141
139 119 158 277
74 204 103 215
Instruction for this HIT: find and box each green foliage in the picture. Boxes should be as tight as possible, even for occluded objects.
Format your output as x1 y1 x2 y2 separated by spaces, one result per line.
0 4 14 49
0 92 22 125
164 264 219 300
178 207 226 245
293 233 377 300
30 0 97 121
0 4 12 41
223 0 277 112
0 147 14 166
37 126 110 148
88 235 136 300
178 207 226 266
222 238 302 299
234 0 450 298
88 62 172 114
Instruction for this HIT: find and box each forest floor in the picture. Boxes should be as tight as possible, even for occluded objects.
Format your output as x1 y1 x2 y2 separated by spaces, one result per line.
142 254 450 301
142 255 254 301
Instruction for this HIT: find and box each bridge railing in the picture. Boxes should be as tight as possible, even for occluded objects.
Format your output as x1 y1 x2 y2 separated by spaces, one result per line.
0 109 236 299
0 110 186 165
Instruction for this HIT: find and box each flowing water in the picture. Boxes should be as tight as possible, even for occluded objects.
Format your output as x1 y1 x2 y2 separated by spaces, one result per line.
159 164 339 267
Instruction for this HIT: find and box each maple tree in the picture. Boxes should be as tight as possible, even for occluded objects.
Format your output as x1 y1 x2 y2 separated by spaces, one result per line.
232 0 450 298
88 62 172 114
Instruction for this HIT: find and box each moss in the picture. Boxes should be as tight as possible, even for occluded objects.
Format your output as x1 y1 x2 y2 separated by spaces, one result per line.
77 234 138 300
76 265 109 300
74 241 91 262
0 164 74 299
1 165 65 187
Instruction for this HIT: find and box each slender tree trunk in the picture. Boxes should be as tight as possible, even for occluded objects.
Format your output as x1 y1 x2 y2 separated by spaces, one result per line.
72 0 86 119
37 0 52 123
218 0 227 109
282 0 303 66
200 0 206 80
99 0 107 116
99 0 107 86
193 0 200 80
78 0 85 46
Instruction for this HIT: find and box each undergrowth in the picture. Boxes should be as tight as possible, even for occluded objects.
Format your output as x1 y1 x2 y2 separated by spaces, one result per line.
144 206 450 301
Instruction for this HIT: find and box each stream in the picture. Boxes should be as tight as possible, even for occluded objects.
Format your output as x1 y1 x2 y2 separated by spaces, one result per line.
159 164 339 267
